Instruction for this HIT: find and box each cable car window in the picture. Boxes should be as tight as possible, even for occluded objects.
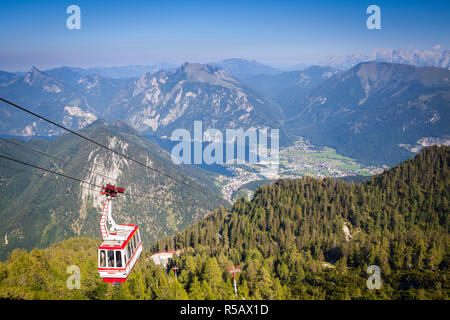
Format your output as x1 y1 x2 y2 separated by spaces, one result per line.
107 250 115 268
137 230 140 244
100 250 106 267
116 251 122 268
127 242 131 258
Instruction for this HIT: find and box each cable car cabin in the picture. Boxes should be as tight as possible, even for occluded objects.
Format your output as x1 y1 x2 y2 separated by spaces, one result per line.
98 225 142 283
97 184 143 283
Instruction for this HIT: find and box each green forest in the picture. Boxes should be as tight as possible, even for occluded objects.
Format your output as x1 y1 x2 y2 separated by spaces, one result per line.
0 146 448 300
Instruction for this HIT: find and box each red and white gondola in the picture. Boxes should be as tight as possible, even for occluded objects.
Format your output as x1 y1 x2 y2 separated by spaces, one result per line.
97 184 143 283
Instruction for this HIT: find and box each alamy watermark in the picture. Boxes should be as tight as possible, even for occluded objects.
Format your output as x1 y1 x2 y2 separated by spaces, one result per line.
170 121 279 175
65 5 381 31
366 5 381 30
66 265 81 290
66 5 81 30
366 265 382 289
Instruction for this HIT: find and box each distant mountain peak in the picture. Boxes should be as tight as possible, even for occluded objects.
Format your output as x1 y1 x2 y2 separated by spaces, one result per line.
319 47 450 70
24 66 45 79
44 66 84 82
221 58 257 64
111 119 139 134
30 66 40 72
22 67 64 93
211 58 282 76
82 119 138 136
177 62 239 88
85 118 109 128
180 62 222 75
341 61 450 88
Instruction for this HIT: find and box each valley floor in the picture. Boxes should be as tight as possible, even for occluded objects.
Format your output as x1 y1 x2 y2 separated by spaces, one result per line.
217 137 384 201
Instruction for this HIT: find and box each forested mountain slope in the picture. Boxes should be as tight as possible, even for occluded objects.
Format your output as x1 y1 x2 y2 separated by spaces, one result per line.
154 145 449 299
0 146 448 299
0 120 226 260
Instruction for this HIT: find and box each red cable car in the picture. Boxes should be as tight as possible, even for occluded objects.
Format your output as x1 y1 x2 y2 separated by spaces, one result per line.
98 184 143 283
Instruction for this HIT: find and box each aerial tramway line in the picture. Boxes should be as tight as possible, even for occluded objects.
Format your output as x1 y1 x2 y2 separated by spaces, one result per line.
0 153 144 283
97 184 142 283
0 97 224 284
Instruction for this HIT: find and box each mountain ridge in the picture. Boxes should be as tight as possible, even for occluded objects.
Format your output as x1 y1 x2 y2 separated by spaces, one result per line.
1 60 449 166
211 58 282 76
286 61 450 165
319 48 450 70
0 63 284 139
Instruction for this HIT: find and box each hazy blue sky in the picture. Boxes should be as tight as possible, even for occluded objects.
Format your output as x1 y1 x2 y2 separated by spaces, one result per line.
0 0 449 71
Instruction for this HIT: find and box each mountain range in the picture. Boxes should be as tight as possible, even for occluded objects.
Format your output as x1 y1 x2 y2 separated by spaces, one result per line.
286 62 450 165
0 50 448 300
0 63 283 139
1 57 449 166
319 48 450 70
106 62 283 138
15 63 179 80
